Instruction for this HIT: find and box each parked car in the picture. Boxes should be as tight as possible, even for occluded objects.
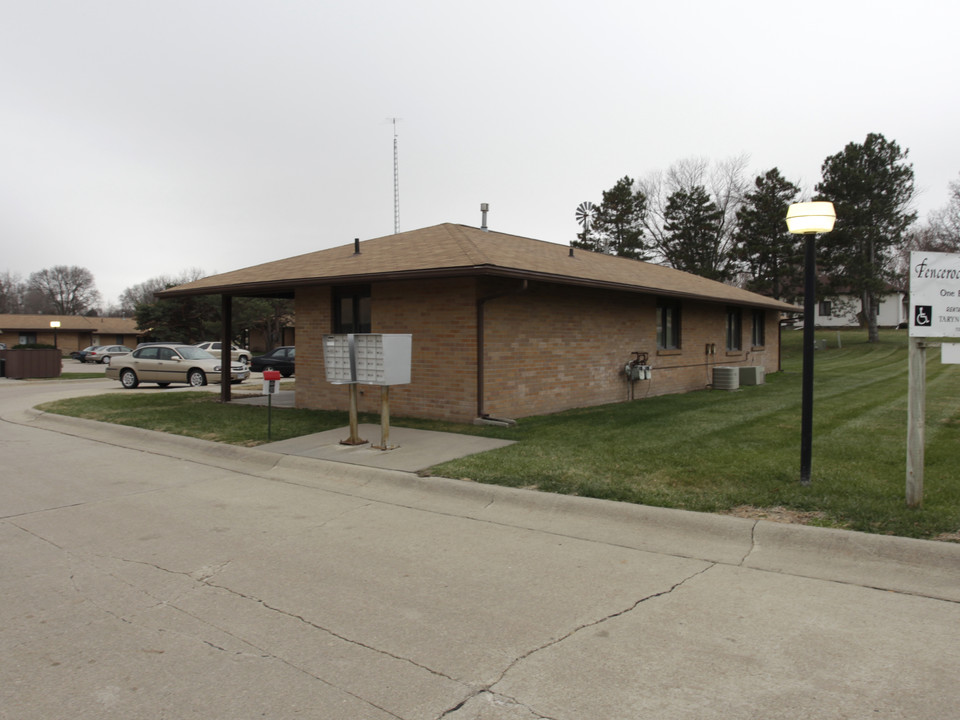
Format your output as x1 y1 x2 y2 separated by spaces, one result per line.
105 343 250 388
71 345 101 362
249 346 295 377
193 341 251 364
86 344 133 364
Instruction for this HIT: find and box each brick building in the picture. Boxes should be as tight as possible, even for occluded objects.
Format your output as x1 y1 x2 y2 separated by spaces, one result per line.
159 224 796 422
0 314 141 353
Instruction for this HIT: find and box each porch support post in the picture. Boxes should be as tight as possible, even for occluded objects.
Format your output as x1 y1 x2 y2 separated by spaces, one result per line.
220 295 232 403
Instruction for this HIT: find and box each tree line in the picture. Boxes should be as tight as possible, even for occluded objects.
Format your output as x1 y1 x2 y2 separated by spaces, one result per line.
127 271 292 351
3 131 954 346
574 132 956 342
0 266 103 316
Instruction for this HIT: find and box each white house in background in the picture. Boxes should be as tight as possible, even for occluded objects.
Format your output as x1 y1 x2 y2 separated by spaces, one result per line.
813 290 908 328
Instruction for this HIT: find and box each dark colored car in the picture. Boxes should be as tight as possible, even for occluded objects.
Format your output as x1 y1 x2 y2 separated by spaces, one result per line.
249 346 295 377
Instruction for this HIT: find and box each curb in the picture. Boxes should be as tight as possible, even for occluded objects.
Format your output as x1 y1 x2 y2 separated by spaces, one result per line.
20 407 960 602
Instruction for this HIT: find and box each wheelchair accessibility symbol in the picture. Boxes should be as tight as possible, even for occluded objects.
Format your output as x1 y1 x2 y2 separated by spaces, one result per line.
914 305 932 326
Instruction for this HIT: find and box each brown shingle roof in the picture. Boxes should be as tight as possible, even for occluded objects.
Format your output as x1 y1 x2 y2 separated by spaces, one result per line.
157 223 797 311
0 314 140 333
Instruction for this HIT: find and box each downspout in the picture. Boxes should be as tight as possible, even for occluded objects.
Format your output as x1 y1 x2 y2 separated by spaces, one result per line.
476 279 528 419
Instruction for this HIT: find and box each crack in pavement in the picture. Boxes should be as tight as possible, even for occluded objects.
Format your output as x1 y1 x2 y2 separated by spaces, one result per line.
436 563 715 719
105 554 470 710
738 519 759 566
441 690 558 720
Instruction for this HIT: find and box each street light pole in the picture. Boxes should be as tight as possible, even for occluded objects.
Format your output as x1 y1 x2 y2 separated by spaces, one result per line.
800 233 817 485
786 201 837 486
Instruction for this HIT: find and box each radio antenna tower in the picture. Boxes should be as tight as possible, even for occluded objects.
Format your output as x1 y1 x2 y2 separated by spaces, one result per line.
389 118 401 234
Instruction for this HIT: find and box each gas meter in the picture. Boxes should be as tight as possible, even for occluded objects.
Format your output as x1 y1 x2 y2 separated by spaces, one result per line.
625 351 651 381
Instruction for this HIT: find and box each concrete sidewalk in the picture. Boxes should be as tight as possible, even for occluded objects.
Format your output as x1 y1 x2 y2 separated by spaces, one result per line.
3 380 960 719
233 390 515 471
258 423 515 472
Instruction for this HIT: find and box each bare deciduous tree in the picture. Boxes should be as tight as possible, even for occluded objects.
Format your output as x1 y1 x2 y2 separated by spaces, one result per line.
27 265 101 315
118 269 206 316
0 271 26 313
638 155 750 279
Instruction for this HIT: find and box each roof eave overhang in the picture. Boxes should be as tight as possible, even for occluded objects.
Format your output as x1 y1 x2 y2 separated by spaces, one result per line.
156 264 796 311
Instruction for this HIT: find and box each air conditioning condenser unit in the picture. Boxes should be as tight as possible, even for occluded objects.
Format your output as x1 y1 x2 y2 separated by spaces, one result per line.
712 366 740 391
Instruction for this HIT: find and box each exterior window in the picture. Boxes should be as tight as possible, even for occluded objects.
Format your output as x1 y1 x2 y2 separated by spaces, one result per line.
726 307 742 351
819 300 832 317
334 285 371 333
656 299 681 349
751 309 765 347
19 333 37 345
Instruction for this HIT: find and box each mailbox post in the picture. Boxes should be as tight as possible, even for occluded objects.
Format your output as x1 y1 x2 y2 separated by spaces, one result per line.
322 334 412 450
262 370 282 440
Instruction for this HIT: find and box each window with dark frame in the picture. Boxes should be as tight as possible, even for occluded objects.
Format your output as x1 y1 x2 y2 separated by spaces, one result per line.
333 285 372 334
726 307 742 351
656 298 681 350
819 300 832 317
751 308 765 347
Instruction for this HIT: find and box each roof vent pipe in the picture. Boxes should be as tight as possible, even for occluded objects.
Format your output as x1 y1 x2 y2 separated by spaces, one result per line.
480 203 489 231
353 237 360 255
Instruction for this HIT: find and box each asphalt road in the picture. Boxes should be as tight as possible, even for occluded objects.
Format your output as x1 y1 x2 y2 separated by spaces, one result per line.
2 379 959 719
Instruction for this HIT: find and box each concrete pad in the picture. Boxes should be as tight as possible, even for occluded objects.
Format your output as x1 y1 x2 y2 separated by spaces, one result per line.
259 423 515 472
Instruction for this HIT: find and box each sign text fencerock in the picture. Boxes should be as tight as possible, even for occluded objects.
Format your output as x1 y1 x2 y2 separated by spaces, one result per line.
909 251 960 338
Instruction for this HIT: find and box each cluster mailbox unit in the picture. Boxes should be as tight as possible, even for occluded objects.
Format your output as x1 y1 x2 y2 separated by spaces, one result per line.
323 334 412 386
322 334 412 449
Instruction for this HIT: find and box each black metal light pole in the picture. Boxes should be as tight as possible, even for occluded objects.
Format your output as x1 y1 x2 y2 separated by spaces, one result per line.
786 202 836 486
800 233 817 485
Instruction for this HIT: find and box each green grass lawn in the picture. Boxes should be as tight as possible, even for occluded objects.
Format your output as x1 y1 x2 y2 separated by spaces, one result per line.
37 329 960 540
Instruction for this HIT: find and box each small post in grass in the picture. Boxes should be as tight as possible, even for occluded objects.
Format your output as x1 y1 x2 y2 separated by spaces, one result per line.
262 370 282 441
906 337 925 507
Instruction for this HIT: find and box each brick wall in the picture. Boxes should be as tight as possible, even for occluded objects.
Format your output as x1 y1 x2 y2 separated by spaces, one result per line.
295 279 479 421
479 285 779 419
295 278 782 423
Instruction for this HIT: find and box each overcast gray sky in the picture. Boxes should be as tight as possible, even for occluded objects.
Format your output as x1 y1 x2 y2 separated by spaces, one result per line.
2 0 957 307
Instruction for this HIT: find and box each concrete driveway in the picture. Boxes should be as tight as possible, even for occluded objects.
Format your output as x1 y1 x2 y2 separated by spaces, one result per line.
2 380 959 719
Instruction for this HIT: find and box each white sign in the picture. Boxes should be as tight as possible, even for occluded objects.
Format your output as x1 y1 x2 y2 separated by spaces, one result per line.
909 251 960 337
941 343 960 365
